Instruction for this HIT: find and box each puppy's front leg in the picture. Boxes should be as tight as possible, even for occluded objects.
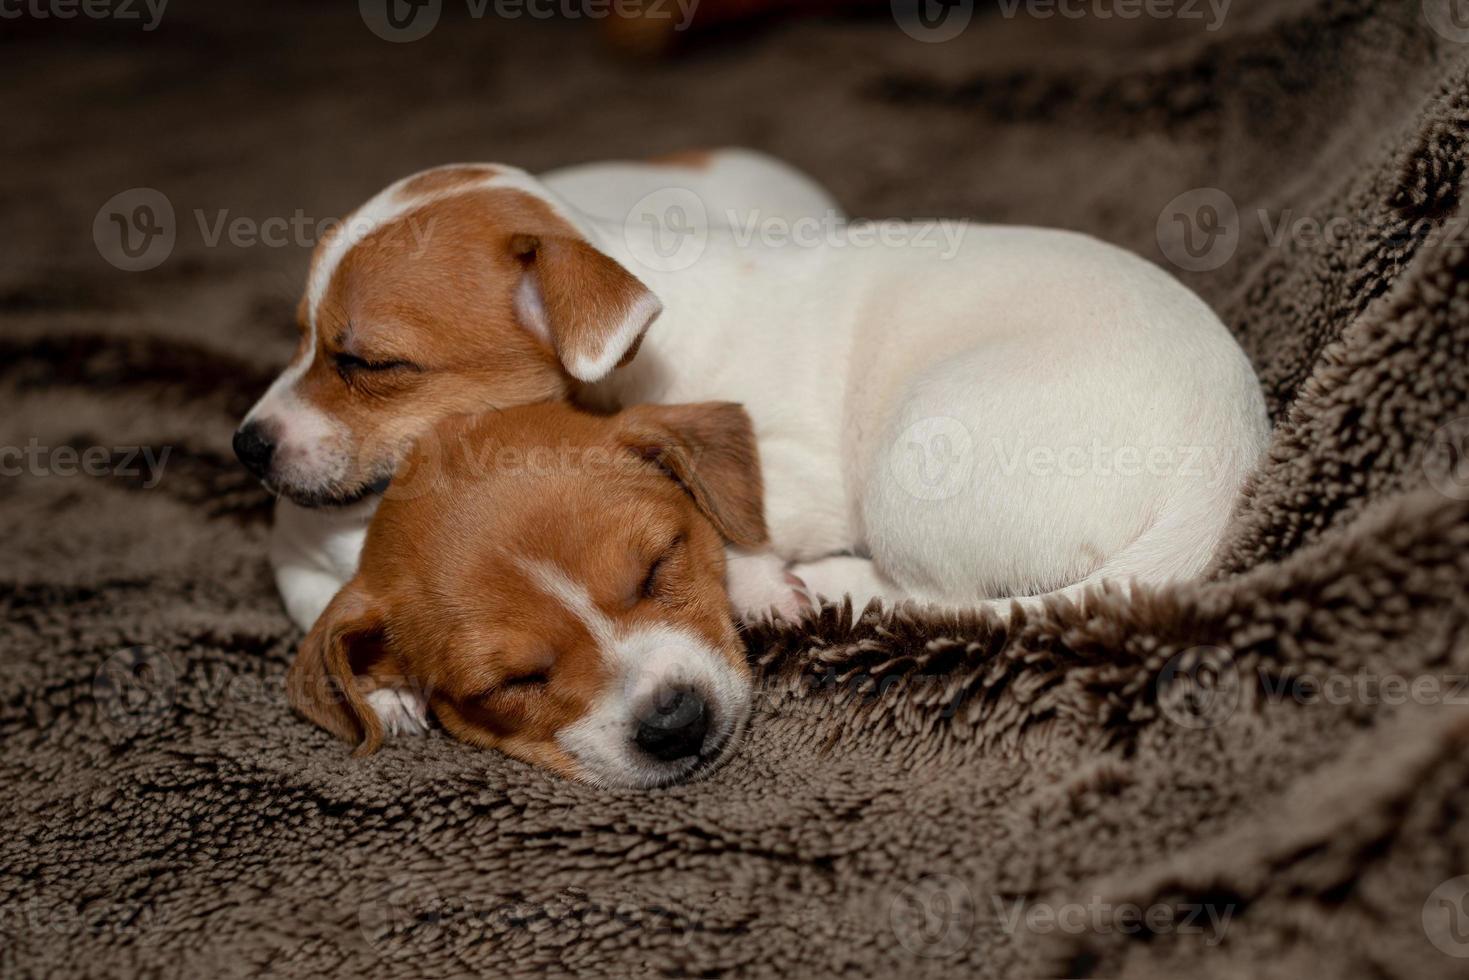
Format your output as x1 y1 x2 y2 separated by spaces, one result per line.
724 546 810 622
363 687 431 738
787 554 910 613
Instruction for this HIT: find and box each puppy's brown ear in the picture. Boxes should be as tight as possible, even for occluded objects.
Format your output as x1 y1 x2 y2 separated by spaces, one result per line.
510 233 662 383
619 401 768 548
286 581 394 755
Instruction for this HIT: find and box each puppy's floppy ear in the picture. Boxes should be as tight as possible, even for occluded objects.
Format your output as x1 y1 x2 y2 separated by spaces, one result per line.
510 233 663 383
286 580 398 755
619 401 768 548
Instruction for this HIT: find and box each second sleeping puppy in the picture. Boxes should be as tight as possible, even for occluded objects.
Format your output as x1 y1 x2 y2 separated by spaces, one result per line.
289 400 764 787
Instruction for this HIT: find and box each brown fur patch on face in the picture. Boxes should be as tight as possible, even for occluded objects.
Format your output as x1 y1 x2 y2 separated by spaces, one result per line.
286 187 585 498
349 402 747 774
398 165 500 199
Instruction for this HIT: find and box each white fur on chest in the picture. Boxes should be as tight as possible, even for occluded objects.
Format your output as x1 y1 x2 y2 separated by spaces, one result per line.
270 497 374 629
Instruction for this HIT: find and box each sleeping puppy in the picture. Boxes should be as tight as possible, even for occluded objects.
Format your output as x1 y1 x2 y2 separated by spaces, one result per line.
236 148 834 629
288 400 763 787
238 150 1270 634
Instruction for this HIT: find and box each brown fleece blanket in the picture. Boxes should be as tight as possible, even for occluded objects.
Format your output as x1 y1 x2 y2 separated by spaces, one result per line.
4 1 1469 976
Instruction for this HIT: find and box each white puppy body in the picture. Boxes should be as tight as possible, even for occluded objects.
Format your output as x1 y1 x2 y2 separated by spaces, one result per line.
589 214 1268 612
266 154 1269 630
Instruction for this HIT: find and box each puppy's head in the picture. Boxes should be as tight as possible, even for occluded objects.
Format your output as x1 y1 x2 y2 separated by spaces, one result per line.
286 401 765 787
234 165 662 507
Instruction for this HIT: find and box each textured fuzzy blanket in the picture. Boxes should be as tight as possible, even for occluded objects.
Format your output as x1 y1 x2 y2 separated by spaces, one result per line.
4 1 1469 977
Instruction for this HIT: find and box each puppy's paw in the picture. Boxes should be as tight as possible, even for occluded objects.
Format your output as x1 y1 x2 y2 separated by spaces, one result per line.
726 549 811 622
364 687 430 737
768 571 814 621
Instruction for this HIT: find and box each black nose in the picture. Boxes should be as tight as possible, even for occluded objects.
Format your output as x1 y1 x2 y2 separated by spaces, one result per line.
635 687 709 761
232 422 275 479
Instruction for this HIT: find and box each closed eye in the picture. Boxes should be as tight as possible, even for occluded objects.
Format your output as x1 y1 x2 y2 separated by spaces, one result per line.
334 351 416 374
641 557 664 599
641 536 683 599
500 671 550 690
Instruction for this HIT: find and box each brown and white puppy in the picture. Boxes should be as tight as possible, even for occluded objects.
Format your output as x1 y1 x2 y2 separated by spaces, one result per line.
287 400 767 787
235 152 833 629
236 176 640 507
